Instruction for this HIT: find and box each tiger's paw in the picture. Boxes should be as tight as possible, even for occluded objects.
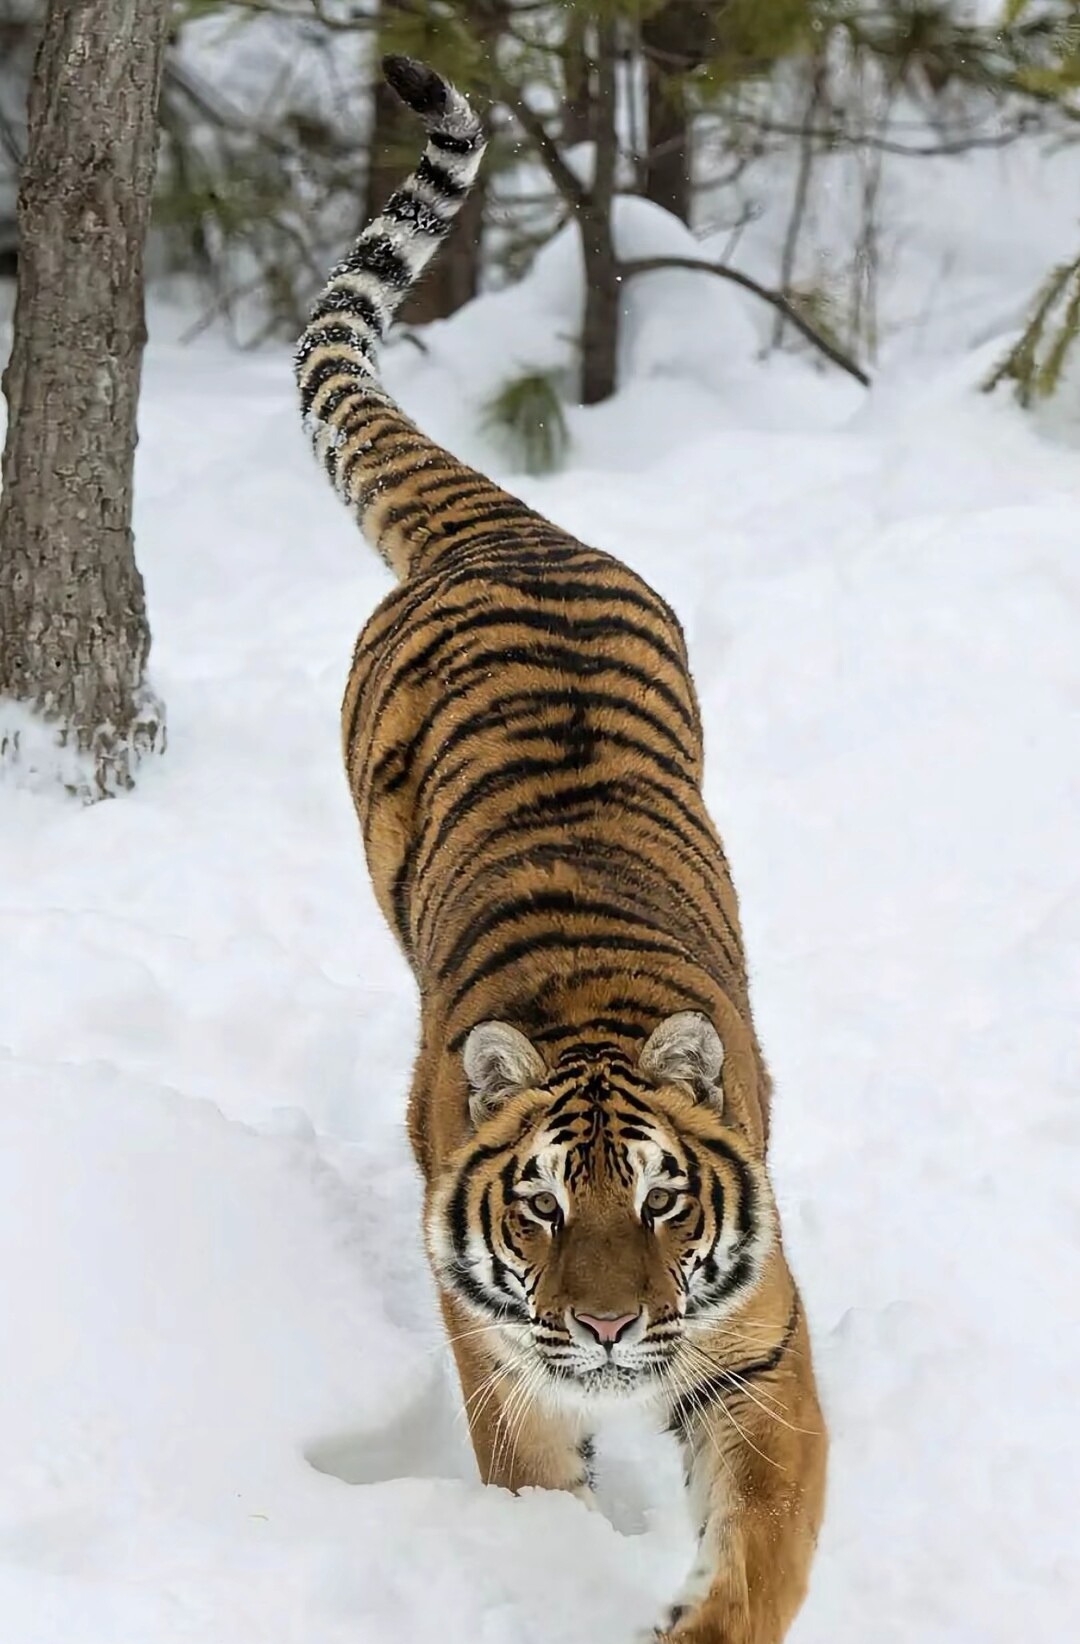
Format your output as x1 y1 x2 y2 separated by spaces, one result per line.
634 1602 687 1644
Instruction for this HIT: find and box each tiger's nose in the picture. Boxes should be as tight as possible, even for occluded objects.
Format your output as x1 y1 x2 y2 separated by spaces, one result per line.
572 1310 641 1345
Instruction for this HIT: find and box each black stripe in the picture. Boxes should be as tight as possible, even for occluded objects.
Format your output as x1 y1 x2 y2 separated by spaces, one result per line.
484 570 679 634
383 187 453 236
415 723 694 856
478 1183 498 1275
298 358 355 415
430 639 696 737
372 679 696 809
708 1174 726 1242
448 928 702 1016
435 887 699 988
692 1136 756 1241
307 381 361 424
350 537 610 662
428 498 547 541
502 965 720 1045
296 322 374 365
403 474 502 512
411 777 738 975
308 285 383 330
340 439 427 501
416 153 467 198
386 601 690 688
342 233 412 289
430 128 481 155
685 1247 755 1315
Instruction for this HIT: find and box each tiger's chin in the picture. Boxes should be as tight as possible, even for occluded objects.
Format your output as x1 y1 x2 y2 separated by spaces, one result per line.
534 1350 679 1406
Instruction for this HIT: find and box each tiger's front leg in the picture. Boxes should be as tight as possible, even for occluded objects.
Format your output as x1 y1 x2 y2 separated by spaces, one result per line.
663 1300 827 1644
441 1291 596 1502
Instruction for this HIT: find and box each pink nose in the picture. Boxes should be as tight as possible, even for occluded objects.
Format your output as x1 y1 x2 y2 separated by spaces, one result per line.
573 1310 641 1345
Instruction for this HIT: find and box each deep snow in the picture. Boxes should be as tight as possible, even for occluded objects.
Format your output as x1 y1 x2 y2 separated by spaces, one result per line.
2 173 1079 1643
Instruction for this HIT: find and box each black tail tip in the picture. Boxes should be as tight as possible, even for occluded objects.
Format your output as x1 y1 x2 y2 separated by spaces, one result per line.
382 54 450 119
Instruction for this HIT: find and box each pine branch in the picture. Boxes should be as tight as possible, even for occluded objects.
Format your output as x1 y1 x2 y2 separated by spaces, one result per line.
618 256 872 388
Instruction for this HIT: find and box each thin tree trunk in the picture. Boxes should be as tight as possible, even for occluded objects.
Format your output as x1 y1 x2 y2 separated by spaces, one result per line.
0 0 169 799
0 2 40 276
490 27 620 404
561 14 593 148
641 0 712 224
643 66 690 222
580 20 620 406
642 44 690 223
772 57 824 346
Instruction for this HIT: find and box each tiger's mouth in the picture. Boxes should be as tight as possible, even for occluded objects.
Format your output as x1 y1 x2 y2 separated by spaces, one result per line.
529 1329 682 1398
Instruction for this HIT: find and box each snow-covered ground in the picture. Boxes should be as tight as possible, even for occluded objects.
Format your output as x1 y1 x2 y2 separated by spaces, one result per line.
2 168 1079 1643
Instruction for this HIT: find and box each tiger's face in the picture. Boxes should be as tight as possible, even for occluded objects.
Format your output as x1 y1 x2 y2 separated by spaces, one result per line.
427 1013 775 1404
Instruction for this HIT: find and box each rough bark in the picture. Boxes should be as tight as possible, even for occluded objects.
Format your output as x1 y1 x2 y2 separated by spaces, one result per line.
0 0 169 799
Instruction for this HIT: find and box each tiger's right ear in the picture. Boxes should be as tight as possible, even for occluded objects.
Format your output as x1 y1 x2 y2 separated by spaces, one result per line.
462 1021 547 1125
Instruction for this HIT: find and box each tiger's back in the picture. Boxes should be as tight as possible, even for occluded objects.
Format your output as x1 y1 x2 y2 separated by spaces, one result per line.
347 522 768 1171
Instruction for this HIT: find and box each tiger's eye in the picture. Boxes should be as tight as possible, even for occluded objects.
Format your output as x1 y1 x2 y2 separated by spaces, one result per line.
531 1191 559 1219
645 1186 676 1216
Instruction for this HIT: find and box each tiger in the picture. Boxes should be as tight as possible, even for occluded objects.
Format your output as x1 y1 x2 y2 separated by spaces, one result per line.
295 54 827 1644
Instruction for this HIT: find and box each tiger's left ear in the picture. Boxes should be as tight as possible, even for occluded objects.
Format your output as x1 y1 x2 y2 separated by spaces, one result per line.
462 1021 547 1126
639 1012 724 1111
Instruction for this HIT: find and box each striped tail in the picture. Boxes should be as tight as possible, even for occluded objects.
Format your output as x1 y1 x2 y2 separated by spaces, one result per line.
295 57 495 578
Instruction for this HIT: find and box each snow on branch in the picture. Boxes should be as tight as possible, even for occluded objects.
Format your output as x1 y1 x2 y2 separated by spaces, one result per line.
617 256 872 389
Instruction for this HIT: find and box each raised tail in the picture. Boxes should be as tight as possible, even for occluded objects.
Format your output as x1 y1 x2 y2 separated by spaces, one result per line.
295 56 528 580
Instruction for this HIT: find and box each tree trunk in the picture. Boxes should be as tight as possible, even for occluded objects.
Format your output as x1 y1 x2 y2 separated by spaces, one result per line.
580 20 620 406
642 56 691 223
561 14 593 148
0 0 169 800
0 1 42 276
641 1 720 224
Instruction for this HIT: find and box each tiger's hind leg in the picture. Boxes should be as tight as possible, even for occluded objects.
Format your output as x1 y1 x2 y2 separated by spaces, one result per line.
440 1291 596 1503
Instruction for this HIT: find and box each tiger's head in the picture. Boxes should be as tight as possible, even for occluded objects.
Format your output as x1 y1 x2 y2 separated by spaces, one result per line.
427 1012 775 1404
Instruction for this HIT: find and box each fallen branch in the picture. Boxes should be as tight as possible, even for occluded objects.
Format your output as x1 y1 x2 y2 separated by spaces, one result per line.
618 256 871 388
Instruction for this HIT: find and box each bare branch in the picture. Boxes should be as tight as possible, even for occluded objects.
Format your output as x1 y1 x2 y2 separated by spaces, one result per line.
488 67 589 212
743 113 1042 157
210 0 378 33
618 257 871 389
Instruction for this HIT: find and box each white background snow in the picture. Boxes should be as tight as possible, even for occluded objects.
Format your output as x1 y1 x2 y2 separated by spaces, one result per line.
1 117 1079 1644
